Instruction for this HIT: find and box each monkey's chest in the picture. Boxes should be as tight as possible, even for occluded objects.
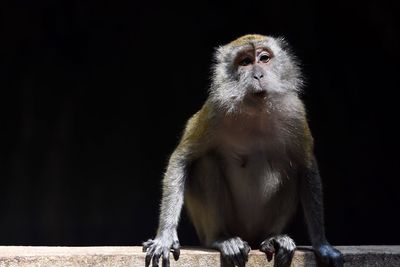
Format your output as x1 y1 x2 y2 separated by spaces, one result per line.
216 113 300 231
216 108 294 155
217 115 299 226
223 150 295 200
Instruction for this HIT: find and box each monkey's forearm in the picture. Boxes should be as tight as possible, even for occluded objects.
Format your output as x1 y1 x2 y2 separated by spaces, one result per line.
300 157 328 247
156 106 209 237
142 152 188 267
157 156 186 237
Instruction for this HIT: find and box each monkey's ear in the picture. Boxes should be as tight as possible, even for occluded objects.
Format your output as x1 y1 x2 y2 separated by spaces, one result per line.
213 45 228 64
275 36 291 51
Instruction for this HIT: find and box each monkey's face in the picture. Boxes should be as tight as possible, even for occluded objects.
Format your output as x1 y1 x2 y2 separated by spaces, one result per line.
234 47 272 100
210 35 303 113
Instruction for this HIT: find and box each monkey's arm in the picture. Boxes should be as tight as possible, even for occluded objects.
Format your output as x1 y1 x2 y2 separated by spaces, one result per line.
142 149 186 267
143 103 213 267
299 156 344 267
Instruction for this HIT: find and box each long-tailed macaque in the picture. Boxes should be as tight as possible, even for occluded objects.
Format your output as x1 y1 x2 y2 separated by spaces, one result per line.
143 34 343 267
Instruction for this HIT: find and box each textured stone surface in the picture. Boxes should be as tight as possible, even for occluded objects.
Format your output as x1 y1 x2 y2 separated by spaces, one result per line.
0 246 399 266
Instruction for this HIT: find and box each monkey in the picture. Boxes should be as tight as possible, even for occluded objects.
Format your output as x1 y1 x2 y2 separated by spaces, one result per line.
142 34 344 267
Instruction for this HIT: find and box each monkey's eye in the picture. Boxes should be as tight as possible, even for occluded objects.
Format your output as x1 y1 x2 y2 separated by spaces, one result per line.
239 57 252 66
259 54 271 63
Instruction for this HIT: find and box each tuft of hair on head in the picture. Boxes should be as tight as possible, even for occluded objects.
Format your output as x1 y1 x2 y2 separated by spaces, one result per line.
228 34 268 47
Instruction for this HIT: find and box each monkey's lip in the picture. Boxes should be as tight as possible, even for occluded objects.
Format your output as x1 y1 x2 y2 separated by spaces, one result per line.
251 90 267 98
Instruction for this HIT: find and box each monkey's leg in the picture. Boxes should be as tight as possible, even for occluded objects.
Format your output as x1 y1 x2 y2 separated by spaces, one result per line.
186 156 251 267
259 235 295 267
300 157 343 267
212 237 251 267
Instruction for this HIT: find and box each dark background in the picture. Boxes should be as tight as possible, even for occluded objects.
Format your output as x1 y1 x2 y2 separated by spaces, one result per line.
1 0 399 246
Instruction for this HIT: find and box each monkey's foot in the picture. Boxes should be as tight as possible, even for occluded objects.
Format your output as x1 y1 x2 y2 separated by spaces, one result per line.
314 244 344 267
259 235 296 267
142 238 180 267
212 237 251 267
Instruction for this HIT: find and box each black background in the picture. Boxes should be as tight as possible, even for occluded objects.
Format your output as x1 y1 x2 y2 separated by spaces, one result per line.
1 0 399 246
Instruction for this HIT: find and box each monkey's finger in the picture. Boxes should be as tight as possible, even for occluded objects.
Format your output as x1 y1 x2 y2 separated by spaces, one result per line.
162 249 170 267
235 251 245 267
274 248 293 267
329 252 344 267
331 259 344 267
221 256 231 267
241 241 251 262
260 241 274 262
238 247 247 267
142 240 153 252
145 251 153 267
226 240 241 267
161 258 170 267
260 240 273 253
230 239 245 267
152 251 161 267
172 241 180 260
272 238 281 251
220 243 233 266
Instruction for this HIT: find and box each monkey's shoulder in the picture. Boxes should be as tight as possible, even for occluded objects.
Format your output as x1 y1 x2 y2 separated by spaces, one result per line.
173 101 216 160
181 102 214 142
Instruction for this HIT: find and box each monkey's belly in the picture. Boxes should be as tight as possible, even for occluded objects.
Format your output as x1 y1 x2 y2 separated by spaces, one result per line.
224 156 299 244
185 153 299 246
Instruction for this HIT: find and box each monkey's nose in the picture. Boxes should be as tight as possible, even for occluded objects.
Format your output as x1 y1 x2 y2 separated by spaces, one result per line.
253 74 264 80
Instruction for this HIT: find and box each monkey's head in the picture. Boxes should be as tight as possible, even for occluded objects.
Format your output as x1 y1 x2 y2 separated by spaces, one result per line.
210 34 303 113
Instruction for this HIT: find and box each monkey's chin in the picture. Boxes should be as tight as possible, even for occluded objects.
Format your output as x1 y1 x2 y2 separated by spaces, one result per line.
251 90 268 99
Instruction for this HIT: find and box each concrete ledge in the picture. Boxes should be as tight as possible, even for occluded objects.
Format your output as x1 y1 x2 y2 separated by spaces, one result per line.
0 246 399 266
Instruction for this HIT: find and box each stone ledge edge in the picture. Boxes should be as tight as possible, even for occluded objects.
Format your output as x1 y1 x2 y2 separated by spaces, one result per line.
0 246 398 267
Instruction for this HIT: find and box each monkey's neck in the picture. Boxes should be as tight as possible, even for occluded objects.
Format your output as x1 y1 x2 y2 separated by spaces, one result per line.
234 93 297 116
213 93 305 139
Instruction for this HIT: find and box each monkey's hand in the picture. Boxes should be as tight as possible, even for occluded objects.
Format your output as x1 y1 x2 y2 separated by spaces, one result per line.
212 237 251 267
142 235 180 267
259 235 296 267
314 244 344 267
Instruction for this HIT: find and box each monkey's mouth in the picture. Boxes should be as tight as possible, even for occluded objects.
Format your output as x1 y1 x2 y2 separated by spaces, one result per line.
252 90 267 99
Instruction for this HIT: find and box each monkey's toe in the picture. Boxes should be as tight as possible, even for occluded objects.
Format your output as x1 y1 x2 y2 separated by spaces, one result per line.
260 235 295 267
315 244 344 267
212 237 251 267
142 238 180 267
142 239 154 252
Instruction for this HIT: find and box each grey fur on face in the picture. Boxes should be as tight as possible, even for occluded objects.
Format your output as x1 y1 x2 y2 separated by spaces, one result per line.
209 36 303 114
